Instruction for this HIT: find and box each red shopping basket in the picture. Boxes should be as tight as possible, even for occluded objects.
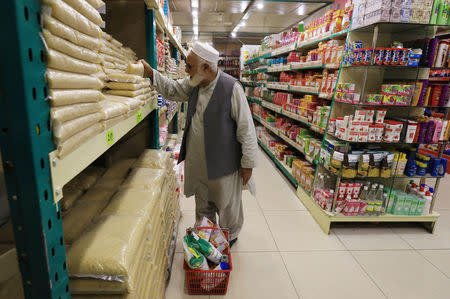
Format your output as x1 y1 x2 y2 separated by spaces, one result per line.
183 227 233 295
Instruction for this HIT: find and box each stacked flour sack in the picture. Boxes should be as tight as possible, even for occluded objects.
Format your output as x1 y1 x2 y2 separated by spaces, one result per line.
67 149 180 299
43 0 107 158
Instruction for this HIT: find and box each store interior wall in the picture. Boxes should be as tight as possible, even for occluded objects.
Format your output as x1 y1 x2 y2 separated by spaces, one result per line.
105 0 147 59
214 42 241 56
0 151 9 226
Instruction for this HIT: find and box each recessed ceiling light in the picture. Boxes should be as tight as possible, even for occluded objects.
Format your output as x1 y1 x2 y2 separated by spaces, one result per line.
192 9 198 17
231 32 236 38
243 12 250 20
192 0 199 9
240 20 246 27
256 2 264 10
193 17 198 25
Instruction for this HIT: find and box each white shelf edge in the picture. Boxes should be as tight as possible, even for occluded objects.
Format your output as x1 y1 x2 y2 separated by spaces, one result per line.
49 102 156 202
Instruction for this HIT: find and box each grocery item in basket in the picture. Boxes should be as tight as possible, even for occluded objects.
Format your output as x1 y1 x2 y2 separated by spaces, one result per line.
126 63 144 76
191 231 223 264
43 15 101 50
62 0 103 25
43 29 102 64
209 227 229 253
46 69 104 89
183 235 209 270
51 102 101 122
43 0 102 38
195 217 215 241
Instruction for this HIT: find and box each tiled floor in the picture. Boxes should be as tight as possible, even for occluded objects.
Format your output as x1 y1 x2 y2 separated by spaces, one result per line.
165 148 450 299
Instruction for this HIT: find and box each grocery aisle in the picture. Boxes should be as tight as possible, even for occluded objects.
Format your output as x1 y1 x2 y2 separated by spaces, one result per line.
166 148 450 299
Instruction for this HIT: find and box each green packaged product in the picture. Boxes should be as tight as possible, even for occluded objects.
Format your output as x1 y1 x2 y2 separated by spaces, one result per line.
183 235 209 270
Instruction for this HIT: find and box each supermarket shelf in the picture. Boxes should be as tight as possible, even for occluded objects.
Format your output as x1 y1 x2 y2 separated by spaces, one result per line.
351 22 449 34
429 77 450 81
319 160 444 180
257 139 298 188
326 132 450 146
249 97 324 135
266 82 320 95
342 65 425 70
319 92 333 100
243 29 349 65
334 100 450 109
49 103 156 202
242 81 257 87
144 0 187 57
253 114 318 165
297 184 440 234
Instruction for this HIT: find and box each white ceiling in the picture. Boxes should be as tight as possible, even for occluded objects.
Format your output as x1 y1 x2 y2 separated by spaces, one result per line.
170 0 331 42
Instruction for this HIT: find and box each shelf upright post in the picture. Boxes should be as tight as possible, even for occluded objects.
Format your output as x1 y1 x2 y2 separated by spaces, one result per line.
0 1 70 298
146 8 160 149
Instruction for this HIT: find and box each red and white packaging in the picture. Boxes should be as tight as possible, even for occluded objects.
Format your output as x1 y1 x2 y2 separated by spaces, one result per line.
405 121 418 143
375 109 387 123
354 110 366 121
368 125 378 141
364 109 375 122
349 120 360 132
346 182 354 195
338 182 347 197
347 131 359 142
358 131 369 142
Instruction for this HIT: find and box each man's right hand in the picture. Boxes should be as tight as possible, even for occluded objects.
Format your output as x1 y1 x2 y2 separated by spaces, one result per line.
139 59 153 80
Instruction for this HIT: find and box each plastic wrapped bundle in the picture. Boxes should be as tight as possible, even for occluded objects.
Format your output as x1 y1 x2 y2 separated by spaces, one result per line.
69 166 106 191
104 95 142 110
102 60 116 69
114 62 127 71
49 89 104 106
79 187 117 202
62 0 103 25
53 112 103 142
43 15 101 50
103 67 122 75
57 123 104 158
132 149 171 169
61 185 84 211
105 82 141 91
86 0 105 9
47 69 104 89
63 199 110 244
43 29 102 64
105 89 143 97
100 42 126 61
101 53 119 63
104 114 126 129
120 168 166 190
47 49 100 75
110 38 123 49
98 100 129 119
126 63 144 76
51 102 101 122
43 0 101 38
93 69 108 82
101 159 136 181
0 221 14 243
107 73 141 83
101 31 112 41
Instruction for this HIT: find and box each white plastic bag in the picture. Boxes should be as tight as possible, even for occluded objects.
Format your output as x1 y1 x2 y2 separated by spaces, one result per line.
105 82 141 91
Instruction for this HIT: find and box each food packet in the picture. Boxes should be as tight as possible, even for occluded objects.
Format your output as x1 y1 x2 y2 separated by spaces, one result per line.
209 228 229 253
358 153 370 177
380 153 394 178
182 235 209 270
191 231 223 264
330 150 344 173
195 216 215 241
342 153 358 178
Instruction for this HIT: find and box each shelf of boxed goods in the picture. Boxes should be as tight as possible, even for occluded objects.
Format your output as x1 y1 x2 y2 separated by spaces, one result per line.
257 139 299 188
247 96 325 135
252 114 318 166
297 185 439 234
265 82 320 95
243 29 349 65
266 61 341 73
144 0 187 57
49 101 158 202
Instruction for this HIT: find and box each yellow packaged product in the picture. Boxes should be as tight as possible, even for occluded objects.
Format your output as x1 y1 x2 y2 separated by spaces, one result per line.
43 0 101 38
49 89 104 106
100 159 136 180
47 49 100 75
47 69 104 89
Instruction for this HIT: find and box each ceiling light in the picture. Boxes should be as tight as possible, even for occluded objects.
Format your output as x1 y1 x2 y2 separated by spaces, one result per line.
240 20 246 27
194 34 198 40
240 3 247 12
243 12 250 20
296 4 305 15
193 17 198 25
256 2 264 10
193 25 198 35
231 32 236 38
192 9 198 17
191 0 199 9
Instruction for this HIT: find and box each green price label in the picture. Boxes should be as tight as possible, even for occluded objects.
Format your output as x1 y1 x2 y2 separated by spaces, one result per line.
136 109 143 124
106 129 114 146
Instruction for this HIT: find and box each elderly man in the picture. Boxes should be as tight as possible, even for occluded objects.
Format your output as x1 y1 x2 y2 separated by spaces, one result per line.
140 42 257 245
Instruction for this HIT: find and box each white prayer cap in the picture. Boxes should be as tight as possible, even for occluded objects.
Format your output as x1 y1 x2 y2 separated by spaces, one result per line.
191 42 219 64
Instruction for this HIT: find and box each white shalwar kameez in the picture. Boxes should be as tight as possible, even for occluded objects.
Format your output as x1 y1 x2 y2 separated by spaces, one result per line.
152 70 257 239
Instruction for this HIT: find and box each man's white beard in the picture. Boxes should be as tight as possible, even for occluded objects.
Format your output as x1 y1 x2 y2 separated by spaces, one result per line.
188 72 204 87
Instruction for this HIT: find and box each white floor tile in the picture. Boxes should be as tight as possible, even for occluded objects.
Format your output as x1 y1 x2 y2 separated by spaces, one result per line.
333 224 412 250
242 192 261 212
419 250 450 278
353 250 450 299
210 252 299 299
231 211 277 252
165 253 208 299
434 176 450 211
265 211 345 251
281 251 386 299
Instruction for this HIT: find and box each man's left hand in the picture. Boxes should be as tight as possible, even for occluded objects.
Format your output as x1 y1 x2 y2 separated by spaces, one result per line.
241 168 253 186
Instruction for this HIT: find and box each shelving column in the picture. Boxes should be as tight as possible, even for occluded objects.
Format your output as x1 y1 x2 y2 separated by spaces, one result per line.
0 1 70 298
146 8 160 149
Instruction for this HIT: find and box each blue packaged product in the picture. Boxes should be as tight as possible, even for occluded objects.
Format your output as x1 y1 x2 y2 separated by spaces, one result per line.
405 159 417 176
353 41 363 49
439 158 448 176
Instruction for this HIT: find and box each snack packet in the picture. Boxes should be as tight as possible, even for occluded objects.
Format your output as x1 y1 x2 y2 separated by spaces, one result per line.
195 216 215 241
209 227 230 253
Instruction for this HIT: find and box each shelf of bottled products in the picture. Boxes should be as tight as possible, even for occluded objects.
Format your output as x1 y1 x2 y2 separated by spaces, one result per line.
245 18 450 233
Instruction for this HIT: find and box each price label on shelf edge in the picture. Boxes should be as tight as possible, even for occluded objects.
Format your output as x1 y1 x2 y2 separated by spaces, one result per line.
106 129 114 146
136 109 143 124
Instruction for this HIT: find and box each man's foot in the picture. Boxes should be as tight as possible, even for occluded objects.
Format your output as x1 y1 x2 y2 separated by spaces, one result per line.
229 238 238 248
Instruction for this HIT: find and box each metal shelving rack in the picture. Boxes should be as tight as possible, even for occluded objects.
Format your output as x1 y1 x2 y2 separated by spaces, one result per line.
0 1 186 298
244 20 449 234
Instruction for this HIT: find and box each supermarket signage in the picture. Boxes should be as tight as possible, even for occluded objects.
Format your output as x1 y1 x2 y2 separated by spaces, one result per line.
136 109 143 124
106 129 114 146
